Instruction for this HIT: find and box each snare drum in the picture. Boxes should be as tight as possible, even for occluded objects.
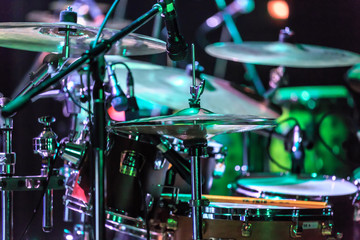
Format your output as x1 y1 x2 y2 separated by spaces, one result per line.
234 174 359 239
159 194 335 240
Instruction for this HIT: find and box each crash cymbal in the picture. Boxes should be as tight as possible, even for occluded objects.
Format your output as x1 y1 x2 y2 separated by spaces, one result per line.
0 22 165 56
105 56 280 118
108 107 276 140
205 42 360 68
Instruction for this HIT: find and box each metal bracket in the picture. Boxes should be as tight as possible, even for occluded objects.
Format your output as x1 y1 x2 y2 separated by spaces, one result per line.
188 199 210 207
0 175 65 191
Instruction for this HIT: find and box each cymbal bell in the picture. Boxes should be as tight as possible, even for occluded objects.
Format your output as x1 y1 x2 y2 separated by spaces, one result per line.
205 42 360 68
108 107 276 140
0 22 165 56
105 56 280 118
26 11 132 30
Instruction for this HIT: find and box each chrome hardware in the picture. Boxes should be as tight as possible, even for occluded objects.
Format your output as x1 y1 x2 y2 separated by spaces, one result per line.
241 222 252 237
321 221 333 236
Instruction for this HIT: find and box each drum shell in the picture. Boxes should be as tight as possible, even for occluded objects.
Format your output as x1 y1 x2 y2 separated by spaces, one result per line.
172 217 332 240
106 134 168 218
158 196 334 240
64 133 169 219
171 140 227 194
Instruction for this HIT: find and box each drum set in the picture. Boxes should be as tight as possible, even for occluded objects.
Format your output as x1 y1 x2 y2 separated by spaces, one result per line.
1 1 360 240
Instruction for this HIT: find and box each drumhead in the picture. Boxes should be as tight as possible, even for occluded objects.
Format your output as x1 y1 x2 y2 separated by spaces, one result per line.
235 174 358 198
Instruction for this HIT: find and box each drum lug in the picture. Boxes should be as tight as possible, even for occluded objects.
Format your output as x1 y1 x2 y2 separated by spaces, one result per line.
166 217 178 231
290 210 302 238
289 224 303 238
321 221 333 236
241 222 252 237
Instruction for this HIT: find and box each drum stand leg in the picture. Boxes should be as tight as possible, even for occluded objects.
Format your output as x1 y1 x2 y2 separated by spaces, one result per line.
1 189 13 240
0 109 15 240
186 140 209 240
91 56 106 240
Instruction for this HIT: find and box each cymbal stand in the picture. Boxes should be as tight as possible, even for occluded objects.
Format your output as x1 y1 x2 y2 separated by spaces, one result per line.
0 97 15 240
186 44 209 240
213 0 265 95
33 116 59 232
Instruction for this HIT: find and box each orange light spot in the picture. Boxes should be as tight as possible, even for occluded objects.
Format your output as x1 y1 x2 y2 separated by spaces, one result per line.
107 106 126 121
267 0 289 20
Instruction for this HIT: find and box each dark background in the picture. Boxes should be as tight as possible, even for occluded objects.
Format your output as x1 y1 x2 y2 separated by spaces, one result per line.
0 0 360 239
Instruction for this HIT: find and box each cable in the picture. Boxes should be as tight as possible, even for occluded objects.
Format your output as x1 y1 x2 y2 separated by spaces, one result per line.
110 62 132 74
266 128 291 172
266 117 301 172
19 145 62 240
92 0 121 49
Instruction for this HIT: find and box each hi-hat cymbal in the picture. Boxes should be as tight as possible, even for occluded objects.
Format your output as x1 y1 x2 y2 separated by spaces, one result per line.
108 108 276 140
0 22 165 56
205 42 360 68
105 56 280 118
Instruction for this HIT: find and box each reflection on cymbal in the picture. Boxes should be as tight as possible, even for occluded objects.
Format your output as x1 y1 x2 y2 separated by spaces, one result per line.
108 108 277 140
105 56 280 118
205 42 360 68
0 22 165 56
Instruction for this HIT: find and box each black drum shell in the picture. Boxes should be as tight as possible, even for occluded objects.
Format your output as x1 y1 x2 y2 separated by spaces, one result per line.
106 134 168 218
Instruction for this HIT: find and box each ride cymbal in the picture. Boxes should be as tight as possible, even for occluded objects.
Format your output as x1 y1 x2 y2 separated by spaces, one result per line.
205 42 360 68
0 22 165 56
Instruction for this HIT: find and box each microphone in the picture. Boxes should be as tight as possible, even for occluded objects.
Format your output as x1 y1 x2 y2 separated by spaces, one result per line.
106 64 128 111
159 0 188 61
285 125 305 174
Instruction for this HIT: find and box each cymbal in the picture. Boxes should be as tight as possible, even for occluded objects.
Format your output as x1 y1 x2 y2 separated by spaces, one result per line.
105 56 280 118
26 11 132 29
0 22 165 56
205 42 360 68
108 108 276 140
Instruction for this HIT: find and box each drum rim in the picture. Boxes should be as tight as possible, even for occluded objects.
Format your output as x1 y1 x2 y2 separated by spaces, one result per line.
105 211 162 238
202 203 332 221
234 174 358 199
167 194 333 221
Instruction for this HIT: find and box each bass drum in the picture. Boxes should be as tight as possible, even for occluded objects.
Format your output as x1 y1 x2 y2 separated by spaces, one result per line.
158 194 335 240
234 174 359 240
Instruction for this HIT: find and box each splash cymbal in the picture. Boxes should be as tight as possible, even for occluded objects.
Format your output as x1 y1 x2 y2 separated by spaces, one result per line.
0 22 165 56
205 42 360 68
108 108 276 140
